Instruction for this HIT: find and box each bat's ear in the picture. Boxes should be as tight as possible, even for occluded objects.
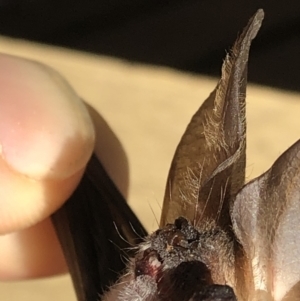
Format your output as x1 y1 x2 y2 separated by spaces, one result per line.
160 9 264 229
232 139 300 301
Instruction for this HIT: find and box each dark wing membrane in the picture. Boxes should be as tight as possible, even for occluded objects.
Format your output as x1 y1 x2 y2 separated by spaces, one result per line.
232 140 300 301
160 10 264 229
52 154 147 301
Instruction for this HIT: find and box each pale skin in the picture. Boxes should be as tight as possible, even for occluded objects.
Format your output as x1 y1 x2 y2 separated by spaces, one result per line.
0 53 128 280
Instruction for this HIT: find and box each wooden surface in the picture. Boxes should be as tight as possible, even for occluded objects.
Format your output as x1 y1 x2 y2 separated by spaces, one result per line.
0 36 300 301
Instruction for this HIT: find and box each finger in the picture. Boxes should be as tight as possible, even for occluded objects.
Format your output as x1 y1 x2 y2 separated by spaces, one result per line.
0 53 95 233
0 54 95 279
0 218 67 279
0 109 129 280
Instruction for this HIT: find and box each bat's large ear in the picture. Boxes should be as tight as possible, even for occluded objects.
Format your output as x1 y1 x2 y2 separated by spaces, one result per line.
160 10 264 229
232 139 300 301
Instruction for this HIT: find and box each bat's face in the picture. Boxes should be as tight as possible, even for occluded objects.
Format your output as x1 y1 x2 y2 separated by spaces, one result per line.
120 217 236 301
53 8 300 301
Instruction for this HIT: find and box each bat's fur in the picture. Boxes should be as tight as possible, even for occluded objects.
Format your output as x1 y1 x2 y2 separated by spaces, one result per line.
103 218 235 301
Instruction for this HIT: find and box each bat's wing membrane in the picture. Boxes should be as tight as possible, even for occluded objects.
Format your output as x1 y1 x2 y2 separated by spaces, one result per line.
52 154 147 301
232 140 300 301
160 10 264 231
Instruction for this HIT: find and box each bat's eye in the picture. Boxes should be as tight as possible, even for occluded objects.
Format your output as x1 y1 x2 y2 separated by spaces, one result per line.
154 229 162 235
174 217 199 240
174 217 189 229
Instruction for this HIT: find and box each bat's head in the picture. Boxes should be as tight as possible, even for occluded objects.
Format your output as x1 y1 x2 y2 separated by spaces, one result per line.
54 8 300 301
132 217 236 301
104 8 300 301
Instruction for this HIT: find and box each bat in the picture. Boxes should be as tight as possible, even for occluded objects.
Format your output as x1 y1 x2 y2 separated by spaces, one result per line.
52 8 300 301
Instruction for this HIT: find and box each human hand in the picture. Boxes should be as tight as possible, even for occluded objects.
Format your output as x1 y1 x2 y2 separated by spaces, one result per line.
0 53 124 280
